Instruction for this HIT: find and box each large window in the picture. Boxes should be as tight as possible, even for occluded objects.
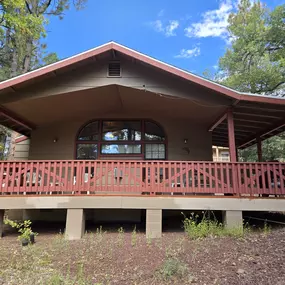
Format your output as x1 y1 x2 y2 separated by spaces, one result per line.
75 120 166 160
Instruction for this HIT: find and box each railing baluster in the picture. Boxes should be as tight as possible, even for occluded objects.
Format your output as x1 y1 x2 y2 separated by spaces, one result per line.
1 160 285 198
214 163 218 193
0 162 4 194
278 163 285 195
4 162 10 193
254 163 260 197
267 163 272 195
16 162 22 194
91 161 98 194
273 164 278 196
11 162 16 194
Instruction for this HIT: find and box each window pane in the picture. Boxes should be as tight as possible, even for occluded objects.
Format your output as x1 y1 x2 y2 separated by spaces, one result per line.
78 121 99 141
145 121 165 141
102 121 141 141
101 144 141 154
77 144 98 159
145 144 165 159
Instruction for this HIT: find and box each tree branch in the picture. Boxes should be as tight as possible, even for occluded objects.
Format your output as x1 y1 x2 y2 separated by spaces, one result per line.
39 0 52 14
265 81 285 93
25 1 33 14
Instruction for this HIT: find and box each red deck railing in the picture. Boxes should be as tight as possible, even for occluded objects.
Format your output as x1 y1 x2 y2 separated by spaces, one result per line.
0 160 284 196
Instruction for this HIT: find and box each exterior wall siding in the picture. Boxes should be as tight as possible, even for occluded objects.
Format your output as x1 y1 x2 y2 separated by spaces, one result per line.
29 115 212 161
2 56 232 106
14 138 30 160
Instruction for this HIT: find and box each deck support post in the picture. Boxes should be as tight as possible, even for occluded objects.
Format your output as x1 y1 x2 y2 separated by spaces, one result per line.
227 109 237 162
0 210 4 238
65 209 85 240
223 210 243 230
146 209 162 238
257 137 262 162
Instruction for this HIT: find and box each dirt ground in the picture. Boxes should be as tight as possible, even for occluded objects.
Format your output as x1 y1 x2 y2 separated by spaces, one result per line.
0 227 285 285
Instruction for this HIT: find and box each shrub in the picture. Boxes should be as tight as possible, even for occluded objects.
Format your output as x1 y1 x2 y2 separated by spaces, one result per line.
183 212 245 239
158 257 189 281
4 219 37 244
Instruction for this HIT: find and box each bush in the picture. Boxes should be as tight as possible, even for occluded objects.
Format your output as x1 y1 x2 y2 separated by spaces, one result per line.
158 257 189 281
4 219 37 243
183 212 245 239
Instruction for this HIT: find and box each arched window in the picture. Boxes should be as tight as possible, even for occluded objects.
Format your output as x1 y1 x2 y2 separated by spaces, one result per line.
75 120 166 160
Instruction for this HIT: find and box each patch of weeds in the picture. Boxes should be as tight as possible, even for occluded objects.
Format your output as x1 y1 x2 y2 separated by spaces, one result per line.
53 230 69 248
146 234 152 246
131 226 137 247
262 221 271 235
183 212 246 239
47 263 94 285
96 226 106 243
157 257 189 281
117 227 124 246
155 238 163 250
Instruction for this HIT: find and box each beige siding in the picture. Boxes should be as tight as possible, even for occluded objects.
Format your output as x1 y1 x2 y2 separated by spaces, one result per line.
29 114 212 161
3 55 232 106
14 139 30 160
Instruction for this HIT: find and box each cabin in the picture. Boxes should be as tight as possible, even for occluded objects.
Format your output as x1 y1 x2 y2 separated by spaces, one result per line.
0 42 284 239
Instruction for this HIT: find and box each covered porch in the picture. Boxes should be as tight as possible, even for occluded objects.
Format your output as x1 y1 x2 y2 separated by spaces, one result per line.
0 41 284 197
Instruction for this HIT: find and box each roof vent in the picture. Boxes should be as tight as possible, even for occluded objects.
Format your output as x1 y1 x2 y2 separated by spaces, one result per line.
108 61 121 77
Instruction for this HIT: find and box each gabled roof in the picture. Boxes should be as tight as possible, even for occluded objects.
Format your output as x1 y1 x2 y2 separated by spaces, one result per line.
0 41 284 105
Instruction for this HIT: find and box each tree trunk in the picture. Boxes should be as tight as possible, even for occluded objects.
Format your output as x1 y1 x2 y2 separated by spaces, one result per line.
22 38 33 73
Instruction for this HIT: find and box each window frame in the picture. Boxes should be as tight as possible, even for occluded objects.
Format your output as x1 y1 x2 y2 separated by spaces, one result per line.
75 119 167 160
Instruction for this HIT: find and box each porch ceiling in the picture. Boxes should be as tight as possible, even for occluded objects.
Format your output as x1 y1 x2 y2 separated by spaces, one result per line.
2 84 285 150
3 85 225 126
212 101 285 148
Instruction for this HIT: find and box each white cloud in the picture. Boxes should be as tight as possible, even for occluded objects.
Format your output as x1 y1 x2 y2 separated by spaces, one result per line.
175 46 201 58
184 0 234 41
149 19 179 37
165 20 179 37
213 65 219 70
158 9 165 17
151 20 164 33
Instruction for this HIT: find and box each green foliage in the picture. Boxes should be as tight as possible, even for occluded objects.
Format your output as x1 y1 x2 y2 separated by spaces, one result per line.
0 1 86 159
217 0 285 162
47 263 94 285
183 212 245 239
263 221 271 235
0 0 87 81
4 218 37 243
239 133 285 162
117 227 124 246
219 0 285 95
131 226 137 247
157 258 189 281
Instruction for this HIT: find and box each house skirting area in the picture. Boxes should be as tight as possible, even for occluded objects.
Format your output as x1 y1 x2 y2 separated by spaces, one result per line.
1 196 285 240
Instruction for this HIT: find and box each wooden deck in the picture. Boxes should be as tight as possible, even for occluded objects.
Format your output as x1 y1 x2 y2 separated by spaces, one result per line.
0 160 284 196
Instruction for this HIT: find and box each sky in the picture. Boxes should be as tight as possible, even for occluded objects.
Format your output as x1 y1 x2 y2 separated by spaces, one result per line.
46 0 283 76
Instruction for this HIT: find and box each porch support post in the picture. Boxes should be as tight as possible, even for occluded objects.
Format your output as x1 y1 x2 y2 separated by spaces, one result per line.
65 209 85 240
146 209 162 238
223 210 243 230
257 137 262 162
227 109 237 162
215 147 219 161
0 210 4 238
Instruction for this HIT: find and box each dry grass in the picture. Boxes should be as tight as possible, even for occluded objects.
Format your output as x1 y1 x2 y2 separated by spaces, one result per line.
1 228 285 284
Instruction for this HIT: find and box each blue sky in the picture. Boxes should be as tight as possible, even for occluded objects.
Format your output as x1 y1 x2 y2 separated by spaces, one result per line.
46 0 283 76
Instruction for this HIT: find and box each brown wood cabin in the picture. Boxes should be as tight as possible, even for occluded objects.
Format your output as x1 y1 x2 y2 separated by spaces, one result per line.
0 42 284 239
